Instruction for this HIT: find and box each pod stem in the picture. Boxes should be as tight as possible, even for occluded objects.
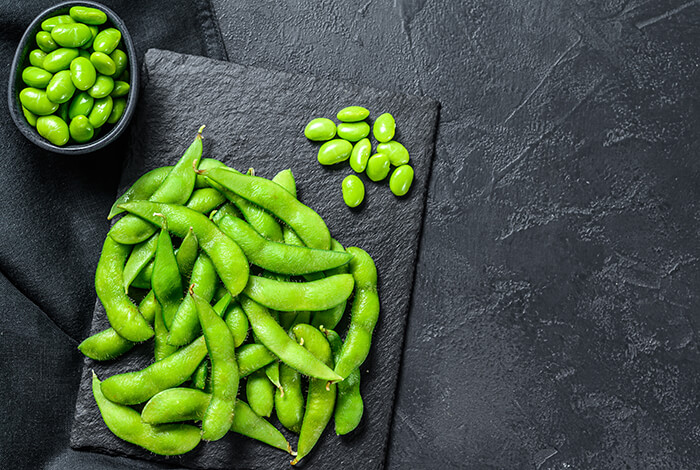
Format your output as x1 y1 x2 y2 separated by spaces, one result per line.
287 443 297 456
197 125 206 137
153 212 167 230
188 283 196 296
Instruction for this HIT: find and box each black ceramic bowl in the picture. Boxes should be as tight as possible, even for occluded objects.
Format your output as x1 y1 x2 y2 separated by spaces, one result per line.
8 1 138 155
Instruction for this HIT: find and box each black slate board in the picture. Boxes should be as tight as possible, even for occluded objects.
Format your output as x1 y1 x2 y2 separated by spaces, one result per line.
70 48 438 469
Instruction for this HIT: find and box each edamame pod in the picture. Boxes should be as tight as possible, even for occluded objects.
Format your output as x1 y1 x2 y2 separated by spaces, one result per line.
192 359 209 389
239 297 342 381
175 227 199 278
224 300 249 348
237 343 276 377
342 175 365 208
92 373 201 455
275 363 304 433
377 140 410 166
337 105 369 122
93 28 121 54
122 234 158 293
389 164 414 196
108 166 172 220
203 168 331 249
43 48 79 72
116 202 249 297
69 115 94 143
100 336 207 404
246 369 275 417
19 88 58 116
68 91 94 119
78 327 134 361
152 219 183 328
373 112 396 142
350 138 372 173
317 139 353 165
154 307 178 362
95 237 153 342
36 115 69 146
216 215 352 275
243 274 354 312
21 66 53 88
50 23 92 48
333 247 379 379
324 327 363 434
46 70 76 104
337 121 370 142
185 187 226 214
69 6 108 25
271 169 297 197
311 239 350 330
304 118 336 141
70 57 97 90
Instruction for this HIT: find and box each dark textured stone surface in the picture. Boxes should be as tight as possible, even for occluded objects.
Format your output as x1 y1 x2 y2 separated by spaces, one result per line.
210 0 700 469
70 49 438 469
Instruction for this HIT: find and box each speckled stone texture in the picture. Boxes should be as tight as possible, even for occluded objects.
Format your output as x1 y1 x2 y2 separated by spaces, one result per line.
70 49 438 469
209 0 700 468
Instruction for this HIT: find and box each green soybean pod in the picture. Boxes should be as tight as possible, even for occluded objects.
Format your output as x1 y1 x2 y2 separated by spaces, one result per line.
70 57 97 90
389 164 414 197
366 153 390 182
90 51 117 76
68 91 94 119
333 247 379 379
304 118 336 141
337 121 370 142
41 15 75 32
185 188 226 214
310 240 350 330
88 75 115 99
93 28 121 54
176 227 199 279
246 369 275 418
21 66 53 88
139 290 160 325
349 138 371 173
110 80 130 98
69 6 108 25
291 323 336 465
106 97 126 124
35 31 58 52
237 343 276 377
317 138 353 165
224 301 249 348
88 96 113 128
244 274 354 312
275 363 304 434
29 49 47 68
377 140 410 166
154 307 178 362
373 112 396 142
50 23 92 48
323 327 363 435
123 234 158 293
46 70 76 104
68 115 94 143
36 115 69 146
78 327 134 361
42 48 79 72
22 106 38 127
100 336 207 405
152 218 184 328
95 237 153 342
192 359 209 389
337 105 369 122
108 166 172 220
265 361 282 392
92 373 202 456
342 175 365 208
19 88 58 116
110 49 128 78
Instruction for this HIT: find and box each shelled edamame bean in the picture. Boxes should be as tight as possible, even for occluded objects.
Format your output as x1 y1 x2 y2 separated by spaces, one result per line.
18 6 131 146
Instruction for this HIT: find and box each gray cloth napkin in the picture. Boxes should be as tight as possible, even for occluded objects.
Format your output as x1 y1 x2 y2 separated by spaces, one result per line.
71 48 439 469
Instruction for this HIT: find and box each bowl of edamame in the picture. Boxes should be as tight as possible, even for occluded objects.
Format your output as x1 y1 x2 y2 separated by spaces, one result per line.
8 1 138 155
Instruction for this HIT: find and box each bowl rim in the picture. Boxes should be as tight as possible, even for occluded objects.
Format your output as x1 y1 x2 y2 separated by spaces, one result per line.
7 0 139 155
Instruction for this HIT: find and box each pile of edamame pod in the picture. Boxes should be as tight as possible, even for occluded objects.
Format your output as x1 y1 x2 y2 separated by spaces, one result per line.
305 106 415 207
19 6 130 146
80 126 379 464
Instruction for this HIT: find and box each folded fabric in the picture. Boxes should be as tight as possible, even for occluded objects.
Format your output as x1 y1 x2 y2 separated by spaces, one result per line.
71 48 439 469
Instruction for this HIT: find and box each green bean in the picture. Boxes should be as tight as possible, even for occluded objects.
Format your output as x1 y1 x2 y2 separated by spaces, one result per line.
151 216 183 328
243 274 353 312
323 327 363 435
116 202 249 297
275 363 304 434
337 106 369 122
389 164 414 196
141 389 291 453
373 112 396 142
95 237 153 342
239 297 342 381
342 174 365 207
304 118 336 141
377 141 410 166
317 139 353 165
91 373 201 455
291 323 336 465
175 227 199 279
169 253 218 346
36 115 69 146
216 215 352 275
108 166 172 220
237 343 276 377
350 138 372 173
185 187 226 214
191 359 209 389
194 292 239 441
203 169 330 249
224 300 249 348
122 234 158 293
100 336 207 404
246 369 275 418
333 247 379 379
78 327 134 361
109 127 204 244
337 122 370 142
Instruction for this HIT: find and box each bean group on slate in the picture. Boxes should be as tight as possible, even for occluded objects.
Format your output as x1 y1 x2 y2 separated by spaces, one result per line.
80 127 380 464
19 6 130 146
305 106 415 207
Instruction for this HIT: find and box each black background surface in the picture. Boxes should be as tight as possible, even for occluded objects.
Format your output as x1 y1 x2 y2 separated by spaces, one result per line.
2 0 700 469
